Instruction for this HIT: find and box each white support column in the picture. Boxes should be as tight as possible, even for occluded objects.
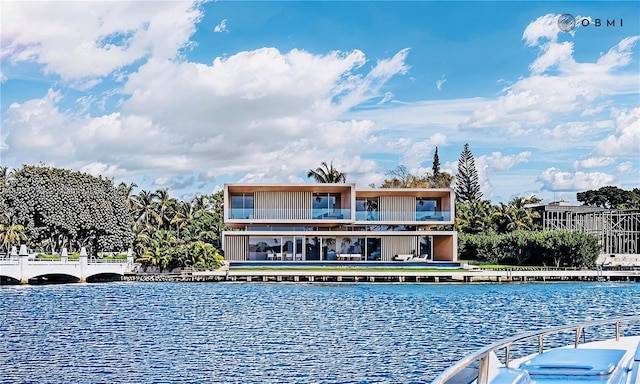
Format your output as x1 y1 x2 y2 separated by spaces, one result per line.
79 247 88 283
127 248 134 272
61 248 68 263
18 244 29 284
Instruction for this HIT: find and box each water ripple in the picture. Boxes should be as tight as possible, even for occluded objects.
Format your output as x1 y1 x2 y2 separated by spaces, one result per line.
1 282 639 383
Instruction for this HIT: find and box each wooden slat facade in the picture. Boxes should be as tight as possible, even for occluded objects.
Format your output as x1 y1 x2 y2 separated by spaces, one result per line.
225 235 249 261
381 236 417 261
379 196 415 221
254 191 312 220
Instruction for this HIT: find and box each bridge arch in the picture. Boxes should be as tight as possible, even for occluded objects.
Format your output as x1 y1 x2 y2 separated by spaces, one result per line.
86 273 123 283
1 275 21 285
28 273 81 284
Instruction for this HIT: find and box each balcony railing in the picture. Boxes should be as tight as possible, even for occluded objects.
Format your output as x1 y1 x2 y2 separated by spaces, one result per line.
355 211 451 222
312 209 351 220
229 208 451 222
228 208 351 220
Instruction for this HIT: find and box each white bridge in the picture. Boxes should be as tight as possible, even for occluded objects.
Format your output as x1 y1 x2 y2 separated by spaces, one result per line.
0 245 135 284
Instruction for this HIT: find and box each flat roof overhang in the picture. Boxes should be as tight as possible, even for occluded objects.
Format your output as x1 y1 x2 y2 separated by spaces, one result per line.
355 188 452 197
226 183 354 194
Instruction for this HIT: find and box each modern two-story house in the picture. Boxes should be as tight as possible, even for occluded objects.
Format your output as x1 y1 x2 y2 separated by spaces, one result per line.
222 183 457 263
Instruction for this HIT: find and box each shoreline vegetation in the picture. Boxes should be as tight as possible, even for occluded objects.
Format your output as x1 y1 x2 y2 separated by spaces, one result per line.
2 164 638 275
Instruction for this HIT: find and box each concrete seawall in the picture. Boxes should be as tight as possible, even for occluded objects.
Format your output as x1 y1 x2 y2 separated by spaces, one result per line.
121 268 640 283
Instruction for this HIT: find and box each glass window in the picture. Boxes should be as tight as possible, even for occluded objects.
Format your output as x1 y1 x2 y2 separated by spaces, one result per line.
248 236 280 261
419 236 432 260
366 237 381 261
313 193 342 219
230 193 254 219
356 198 379 220
416 198 439 221
322 237 337 260
305 237 321 260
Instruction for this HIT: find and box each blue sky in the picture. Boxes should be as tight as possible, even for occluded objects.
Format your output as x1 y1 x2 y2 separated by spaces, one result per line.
1 1 638 204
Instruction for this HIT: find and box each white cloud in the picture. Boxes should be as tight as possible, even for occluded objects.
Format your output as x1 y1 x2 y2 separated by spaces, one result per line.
573 157 615 169
461 14 639 132
471 151 531 199
594 107 640 158
2 47 410 189
522 14 562 47
80 162 128 179
1 1 201 82
214 19 228 33
378 92 394 104
616 162 633 174
436 75 446 91
537 167 615 191
477 151 531 172
547 120 615 141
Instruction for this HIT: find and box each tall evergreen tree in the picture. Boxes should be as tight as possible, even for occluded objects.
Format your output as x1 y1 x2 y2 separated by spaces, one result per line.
455 143 483 203
432 147 441 176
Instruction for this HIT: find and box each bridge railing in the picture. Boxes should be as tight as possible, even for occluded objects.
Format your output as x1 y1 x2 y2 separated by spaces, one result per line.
88 259 130 264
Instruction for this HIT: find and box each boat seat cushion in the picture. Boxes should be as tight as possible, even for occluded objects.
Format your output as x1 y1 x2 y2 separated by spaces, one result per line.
522 348 626 376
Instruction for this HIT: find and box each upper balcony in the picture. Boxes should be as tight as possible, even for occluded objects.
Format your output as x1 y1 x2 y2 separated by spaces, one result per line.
224 184 454 228
354 188 454 225
355 210 452 222
224 183 355 228
229 208 352 220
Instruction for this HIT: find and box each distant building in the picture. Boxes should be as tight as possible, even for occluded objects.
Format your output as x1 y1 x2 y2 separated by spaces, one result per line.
529 203 640 262
222 184 457 262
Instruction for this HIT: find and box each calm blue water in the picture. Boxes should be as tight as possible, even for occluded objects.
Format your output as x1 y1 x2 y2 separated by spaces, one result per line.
1 282 639 383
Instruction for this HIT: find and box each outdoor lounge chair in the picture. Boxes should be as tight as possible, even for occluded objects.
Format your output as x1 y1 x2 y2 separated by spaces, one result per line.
410 254 429 262
393 254 413 261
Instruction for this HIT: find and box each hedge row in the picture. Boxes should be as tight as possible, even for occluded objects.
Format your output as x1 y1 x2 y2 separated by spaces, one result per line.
458 230 601 268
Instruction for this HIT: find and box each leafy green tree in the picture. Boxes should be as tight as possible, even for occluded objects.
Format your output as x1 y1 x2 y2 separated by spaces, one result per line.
4 165 132 255
455 143 482 204
380 165 422 188
577 186 640 209
307 161 347 183
501 230 533 265
540 231 600 268
459 230 599 268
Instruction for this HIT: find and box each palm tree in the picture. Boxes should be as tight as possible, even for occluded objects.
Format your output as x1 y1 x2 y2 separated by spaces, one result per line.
493 196 542 233
171 201 193 240
0 211 27 255
117 182 138 211
307 161 347 183
154 188 177 230
131 190 160 233
192 194 213 214
455 200 497 234
137 230 177 271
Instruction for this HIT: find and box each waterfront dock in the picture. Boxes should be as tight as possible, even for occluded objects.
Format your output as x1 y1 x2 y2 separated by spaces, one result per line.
122 267 640 283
